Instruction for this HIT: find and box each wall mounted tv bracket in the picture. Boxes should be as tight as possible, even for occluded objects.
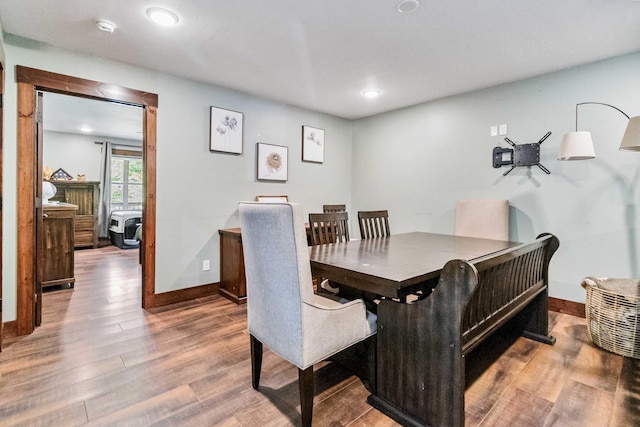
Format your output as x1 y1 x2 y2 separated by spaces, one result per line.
492 131 551 176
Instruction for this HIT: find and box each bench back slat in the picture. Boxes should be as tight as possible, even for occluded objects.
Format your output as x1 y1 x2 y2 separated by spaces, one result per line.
461 233 558 354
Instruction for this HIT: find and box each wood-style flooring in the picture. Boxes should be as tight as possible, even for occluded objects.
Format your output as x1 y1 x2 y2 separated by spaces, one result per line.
1 246 638 426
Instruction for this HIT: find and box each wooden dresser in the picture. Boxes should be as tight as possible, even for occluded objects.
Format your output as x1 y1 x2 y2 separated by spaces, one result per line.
42 203 78 288
218 228 247 304
50 180 100 248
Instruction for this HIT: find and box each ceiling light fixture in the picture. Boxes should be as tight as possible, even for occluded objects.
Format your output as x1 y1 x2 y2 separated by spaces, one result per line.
146 7 179 26
96 19 116 33
397 0 420 14
80 126 93 133
362 89 381 99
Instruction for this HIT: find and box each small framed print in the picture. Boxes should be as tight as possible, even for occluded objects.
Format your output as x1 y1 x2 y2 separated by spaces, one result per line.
302 125 324 163
210 106 244 154
256 195 289 202
257 143 288 182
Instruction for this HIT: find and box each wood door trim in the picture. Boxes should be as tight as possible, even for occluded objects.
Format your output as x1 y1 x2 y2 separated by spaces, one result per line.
16 66 158 335
35 91 44 326
16 66 158 107
16 82 36 336
142 105 157 308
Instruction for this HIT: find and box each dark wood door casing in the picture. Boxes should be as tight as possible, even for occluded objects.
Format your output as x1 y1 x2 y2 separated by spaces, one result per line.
16 80 36 336
35 91 44 326
15 66 158 335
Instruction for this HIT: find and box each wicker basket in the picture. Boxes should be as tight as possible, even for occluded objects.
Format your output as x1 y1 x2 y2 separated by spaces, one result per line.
582 277 640 359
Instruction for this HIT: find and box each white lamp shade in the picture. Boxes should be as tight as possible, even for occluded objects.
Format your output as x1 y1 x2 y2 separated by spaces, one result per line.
557 131 596 160
619 116 640 151
43 181 57 203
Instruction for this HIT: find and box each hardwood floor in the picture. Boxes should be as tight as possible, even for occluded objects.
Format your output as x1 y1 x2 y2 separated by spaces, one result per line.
1 246 638 426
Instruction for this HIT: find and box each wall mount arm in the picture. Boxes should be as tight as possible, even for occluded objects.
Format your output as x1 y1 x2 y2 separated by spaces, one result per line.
493 131 551 176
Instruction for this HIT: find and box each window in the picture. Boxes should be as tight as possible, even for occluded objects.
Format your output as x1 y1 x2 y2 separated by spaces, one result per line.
111 152 142 211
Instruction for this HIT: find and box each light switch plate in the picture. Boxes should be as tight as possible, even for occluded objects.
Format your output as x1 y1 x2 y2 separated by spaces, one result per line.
490 125 498 136
499 124 508 135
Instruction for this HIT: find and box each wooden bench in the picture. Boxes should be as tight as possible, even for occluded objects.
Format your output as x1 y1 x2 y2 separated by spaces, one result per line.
369 233 560 427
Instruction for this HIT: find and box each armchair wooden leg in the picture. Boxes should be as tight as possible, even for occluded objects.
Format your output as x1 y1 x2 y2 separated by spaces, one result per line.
250 334 263 389
298 366 314 427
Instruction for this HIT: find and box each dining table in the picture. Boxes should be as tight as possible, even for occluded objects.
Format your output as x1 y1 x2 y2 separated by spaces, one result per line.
308 231 523 427
309 231 519 300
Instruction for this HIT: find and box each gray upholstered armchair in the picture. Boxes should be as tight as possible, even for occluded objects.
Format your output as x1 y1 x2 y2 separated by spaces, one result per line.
239 202 377 426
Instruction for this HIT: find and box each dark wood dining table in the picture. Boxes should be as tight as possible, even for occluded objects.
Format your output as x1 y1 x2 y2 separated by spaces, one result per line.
308 231 519 300
308 231 522 426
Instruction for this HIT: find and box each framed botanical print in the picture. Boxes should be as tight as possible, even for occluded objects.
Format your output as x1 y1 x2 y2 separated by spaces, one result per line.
302 125 324 163
210 106 244 154
257 143 288 182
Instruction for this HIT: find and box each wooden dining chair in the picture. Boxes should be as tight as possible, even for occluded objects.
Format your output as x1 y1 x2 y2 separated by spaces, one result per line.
323 204 346 213
358 210 391 239
308 211 350 294
308 212 350 245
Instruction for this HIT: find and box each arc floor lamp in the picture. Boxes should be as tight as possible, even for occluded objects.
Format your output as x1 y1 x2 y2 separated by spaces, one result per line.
558 102 640 160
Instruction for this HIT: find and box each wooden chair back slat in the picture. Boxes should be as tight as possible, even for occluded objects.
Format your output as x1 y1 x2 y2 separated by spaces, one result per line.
308 212 350 246
358 210 390 239
323 204 346 213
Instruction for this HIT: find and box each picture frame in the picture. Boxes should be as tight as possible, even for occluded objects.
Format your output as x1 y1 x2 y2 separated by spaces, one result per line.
302 125 325 163
257 143 288 182
255 195 289 202
210 106 244 154
50 168 73 181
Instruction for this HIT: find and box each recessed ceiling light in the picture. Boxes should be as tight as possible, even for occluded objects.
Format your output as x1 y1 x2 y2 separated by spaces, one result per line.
96 19 116 33
146 7 179 26
80 126 92 133
362 89 381 99
397 0 420 14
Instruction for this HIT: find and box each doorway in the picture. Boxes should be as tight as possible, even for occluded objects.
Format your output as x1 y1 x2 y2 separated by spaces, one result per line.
16 66 158 336
40 92 144 308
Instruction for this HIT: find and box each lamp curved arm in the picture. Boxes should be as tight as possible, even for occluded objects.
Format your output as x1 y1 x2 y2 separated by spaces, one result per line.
575 102 630 131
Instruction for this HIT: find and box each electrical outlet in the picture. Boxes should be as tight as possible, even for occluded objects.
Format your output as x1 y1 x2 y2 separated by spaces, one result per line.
490 125 498 136
499 124 508 135
202 259 210 271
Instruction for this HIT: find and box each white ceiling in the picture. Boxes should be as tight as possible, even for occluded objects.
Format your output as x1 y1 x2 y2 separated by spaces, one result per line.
43 93 143 141
2 0 640 130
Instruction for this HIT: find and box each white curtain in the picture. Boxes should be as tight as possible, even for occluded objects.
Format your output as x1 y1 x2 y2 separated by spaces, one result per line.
98 141 113 238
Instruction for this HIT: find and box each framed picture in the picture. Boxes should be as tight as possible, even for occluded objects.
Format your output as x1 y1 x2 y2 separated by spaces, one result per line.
257 143 288 182
255 195 289 202
302 125 325 163
50 168 73 180
210 106 244 154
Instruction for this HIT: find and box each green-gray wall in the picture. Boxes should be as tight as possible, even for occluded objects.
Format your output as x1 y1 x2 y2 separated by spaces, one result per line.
352 53 640 302
2 35 352 322
2 32 638 322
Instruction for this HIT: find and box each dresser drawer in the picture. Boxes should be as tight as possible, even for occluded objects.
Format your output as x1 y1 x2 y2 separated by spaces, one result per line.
74 215 96 248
